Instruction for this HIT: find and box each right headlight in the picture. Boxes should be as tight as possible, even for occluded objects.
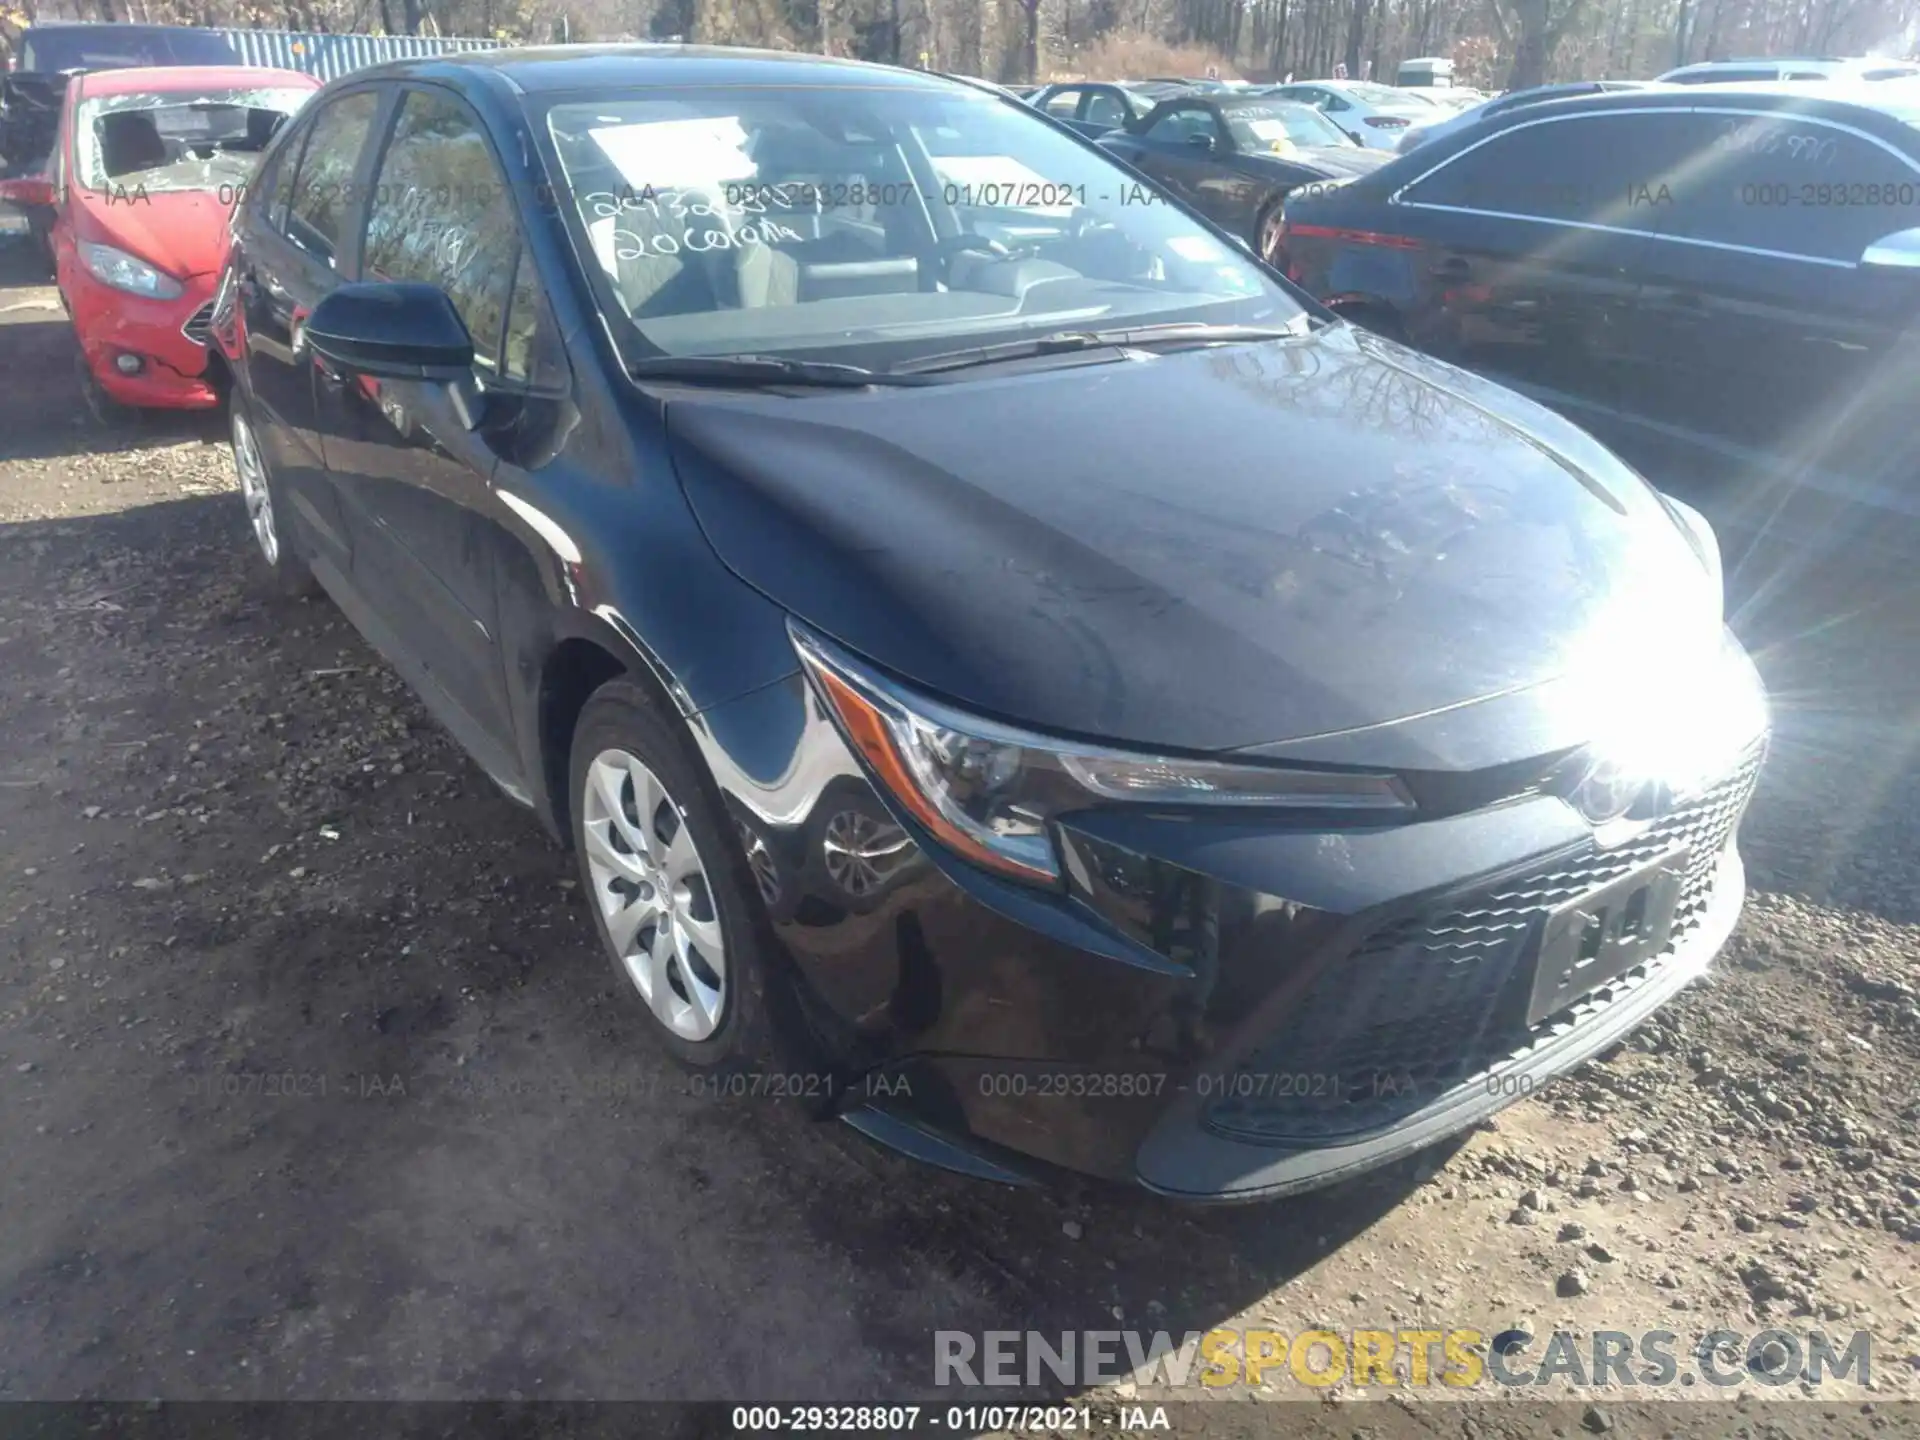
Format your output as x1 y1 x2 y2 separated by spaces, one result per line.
79 240 184 300
791 623 1416 888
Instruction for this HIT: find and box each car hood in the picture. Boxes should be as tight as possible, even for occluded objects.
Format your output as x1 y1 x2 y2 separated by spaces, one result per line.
665 325 1718 756
77 187 232 279
1284 144 1391 177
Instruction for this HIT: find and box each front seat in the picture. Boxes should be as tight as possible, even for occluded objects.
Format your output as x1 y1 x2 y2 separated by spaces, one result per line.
97 111 169 179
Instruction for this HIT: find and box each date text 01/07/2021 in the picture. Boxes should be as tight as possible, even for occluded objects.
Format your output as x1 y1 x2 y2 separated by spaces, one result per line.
727 1404 1173 1432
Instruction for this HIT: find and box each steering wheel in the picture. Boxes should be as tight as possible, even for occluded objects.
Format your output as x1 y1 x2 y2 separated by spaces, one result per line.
1063 204 1120 244
933 232 1016 284
935 233 1013 264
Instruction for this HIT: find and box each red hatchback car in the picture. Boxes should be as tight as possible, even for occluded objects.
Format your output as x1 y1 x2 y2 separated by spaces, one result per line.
13 65 320 422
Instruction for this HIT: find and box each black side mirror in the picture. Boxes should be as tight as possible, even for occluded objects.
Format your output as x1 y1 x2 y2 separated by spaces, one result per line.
305 281 474 382
1186 132 1216 152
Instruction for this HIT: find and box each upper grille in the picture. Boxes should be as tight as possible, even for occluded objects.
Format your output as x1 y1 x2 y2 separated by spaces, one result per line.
1204 742 1765 1146
182 302 214 346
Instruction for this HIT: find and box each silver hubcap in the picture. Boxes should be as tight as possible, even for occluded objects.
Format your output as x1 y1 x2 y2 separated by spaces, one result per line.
231 409 279 566
823 809 911 898
583 750 727 1041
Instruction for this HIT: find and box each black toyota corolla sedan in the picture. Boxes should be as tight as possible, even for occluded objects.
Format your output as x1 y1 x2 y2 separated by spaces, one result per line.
214 44 1769 1202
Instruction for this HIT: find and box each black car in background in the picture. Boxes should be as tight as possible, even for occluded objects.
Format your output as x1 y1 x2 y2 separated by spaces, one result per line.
1099 92 1389 256
1028 80 1161 137
1277 82 1920 506
217 45 1767 1202
0 22 241 172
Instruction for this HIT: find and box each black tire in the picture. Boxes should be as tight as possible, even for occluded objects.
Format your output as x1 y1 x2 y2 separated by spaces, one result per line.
568 678 781 1073
229 396 322 600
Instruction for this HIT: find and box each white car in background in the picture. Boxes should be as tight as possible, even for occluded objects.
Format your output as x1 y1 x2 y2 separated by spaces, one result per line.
1260 79 1437 149
1657 55 1920 83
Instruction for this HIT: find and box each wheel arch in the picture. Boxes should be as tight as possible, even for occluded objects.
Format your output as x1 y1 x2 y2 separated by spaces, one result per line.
534 619 686 850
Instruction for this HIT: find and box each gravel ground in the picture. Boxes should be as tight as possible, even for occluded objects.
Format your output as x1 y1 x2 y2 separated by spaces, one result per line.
2 238 1917 1434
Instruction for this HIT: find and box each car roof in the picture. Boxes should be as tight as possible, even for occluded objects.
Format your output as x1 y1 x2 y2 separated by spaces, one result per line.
343 42 960 95
75 64 321 97
1433 77 1920 135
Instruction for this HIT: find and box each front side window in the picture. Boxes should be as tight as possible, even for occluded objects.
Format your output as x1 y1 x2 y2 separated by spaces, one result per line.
285 89 382 267
72 86 313 195
361 87 522 369
542 83 1295 367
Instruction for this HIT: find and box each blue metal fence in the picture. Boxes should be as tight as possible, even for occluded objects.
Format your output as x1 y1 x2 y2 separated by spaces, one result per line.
211 28 505 82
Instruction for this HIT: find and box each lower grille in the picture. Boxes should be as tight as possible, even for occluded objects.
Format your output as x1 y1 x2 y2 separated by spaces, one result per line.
182 302 214 346
1204 742 1765 1146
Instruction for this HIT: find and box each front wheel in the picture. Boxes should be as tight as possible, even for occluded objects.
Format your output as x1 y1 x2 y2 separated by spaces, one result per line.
570 679 779 1071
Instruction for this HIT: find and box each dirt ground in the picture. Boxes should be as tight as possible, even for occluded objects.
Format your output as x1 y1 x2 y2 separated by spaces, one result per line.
2 235 1918 1435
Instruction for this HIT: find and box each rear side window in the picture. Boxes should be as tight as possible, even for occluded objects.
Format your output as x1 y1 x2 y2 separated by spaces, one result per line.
285 89 381 268
361 87 523 370
1657 111 1920 261
1403 112 1703 232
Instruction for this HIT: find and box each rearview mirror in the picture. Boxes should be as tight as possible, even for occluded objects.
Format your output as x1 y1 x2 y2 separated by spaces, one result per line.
1860 227 1920 273
1186 132 1216 152
304 281 474 382
0 175 54 210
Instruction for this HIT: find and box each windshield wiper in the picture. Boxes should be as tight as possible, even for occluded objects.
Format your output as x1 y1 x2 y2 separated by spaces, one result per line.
890 319 1317 376
626 354 935 388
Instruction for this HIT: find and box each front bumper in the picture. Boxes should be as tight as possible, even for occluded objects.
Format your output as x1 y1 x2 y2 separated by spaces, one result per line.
693 675 1765 1202
73 277 221 410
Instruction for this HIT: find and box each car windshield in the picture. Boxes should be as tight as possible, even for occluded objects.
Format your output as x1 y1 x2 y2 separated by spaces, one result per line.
75 86 313 195
1219 100 1349 149
23 28 239 71
542 83 1301 368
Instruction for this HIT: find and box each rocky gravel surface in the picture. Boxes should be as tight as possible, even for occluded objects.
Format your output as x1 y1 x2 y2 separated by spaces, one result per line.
1 241 1917 1435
